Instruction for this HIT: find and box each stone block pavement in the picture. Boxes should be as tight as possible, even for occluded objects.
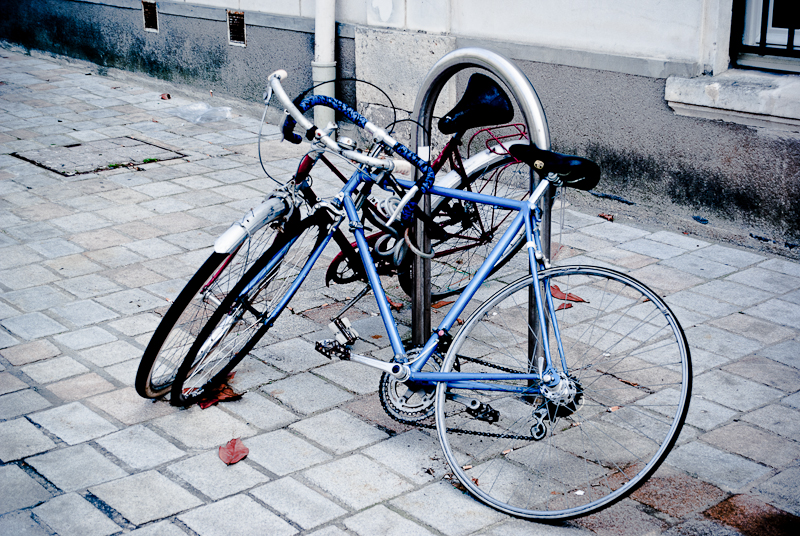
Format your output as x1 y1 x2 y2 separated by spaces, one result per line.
1 46 799 535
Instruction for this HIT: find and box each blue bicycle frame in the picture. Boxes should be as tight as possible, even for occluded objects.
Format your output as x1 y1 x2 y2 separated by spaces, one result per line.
242 165 564 395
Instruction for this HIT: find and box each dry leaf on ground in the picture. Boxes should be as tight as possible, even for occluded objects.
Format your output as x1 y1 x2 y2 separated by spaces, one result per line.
219 438 249 465
198 373 242 409
550 284 586 303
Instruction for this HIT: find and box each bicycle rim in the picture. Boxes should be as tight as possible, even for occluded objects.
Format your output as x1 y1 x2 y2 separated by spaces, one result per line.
435 266 691 519
171 215 327 405
136 220 286 398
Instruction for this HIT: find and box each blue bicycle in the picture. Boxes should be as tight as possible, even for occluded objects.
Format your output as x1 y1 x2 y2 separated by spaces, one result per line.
170 70 691 520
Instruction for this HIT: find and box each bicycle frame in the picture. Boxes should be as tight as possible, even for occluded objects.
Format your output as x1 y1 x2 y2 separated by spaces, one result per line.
238 163 564 396
324 127 528 285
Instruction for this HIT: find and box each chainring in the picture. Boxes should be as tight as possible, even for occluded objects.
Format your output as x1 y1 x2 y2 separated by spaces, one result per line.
379 350 442 425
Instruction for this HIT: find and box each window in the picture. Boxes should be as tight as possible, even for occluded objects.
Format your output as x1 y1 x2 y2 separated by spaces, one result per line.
228 11 246 46
731 0 799 73
142 1 158 33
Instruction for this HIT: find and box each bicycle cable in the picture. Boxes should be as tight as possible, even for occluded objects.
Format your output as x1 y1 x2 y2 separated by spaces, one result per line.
257 86 285 187
383 117 432 142
293 77 398 133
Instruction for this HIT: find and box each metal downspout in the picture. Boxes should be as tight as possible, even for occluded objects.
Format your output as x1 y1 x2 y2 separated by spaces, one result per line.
313 0 337 132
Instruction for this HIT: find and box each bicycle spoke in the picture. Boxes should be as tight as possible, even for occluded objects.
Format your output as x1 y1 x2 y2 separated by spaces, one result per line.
436 266 690 519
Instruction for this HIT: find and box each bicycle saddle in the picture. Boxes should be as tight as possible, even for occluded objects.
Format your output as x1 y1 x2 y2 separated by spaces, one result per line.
438 73 514 135
509 143 601 191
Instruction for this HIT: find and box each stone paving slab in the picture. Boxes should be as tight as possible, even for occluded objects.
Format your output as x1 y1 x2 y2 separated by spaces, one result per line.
1 48 799 536
177 494 297 536
0 417 56 462
251 477 347 530
90 470 203 525
27 443 128 492
32 492 122 536
0 465 52 515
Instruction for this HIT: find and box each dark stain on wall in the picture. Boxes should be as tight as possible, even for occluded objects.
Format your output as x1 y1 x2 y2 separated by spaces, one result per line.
518 59 800 239
0 0 352 105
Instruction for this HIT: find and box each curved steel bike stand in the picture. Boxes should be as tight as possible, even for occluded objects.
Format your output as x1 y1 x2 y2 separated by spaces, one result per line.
410 47 552 345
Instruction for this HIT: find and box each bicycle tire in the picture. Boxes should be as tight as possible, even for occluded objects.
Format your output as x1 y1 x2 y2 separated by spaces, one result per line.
169 214 329 406
400 154 529 300
135 220 287 399
434 266 691 520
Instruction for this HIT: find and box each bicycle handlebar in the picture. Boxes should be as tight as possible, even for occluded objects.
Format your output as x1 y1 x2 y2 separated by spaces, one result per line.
267 70 435 224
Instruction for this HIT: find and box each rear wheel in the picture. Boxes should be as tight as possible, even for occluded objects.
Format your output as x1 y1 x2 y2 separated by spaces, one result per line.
400 154 529 300
435 266 691 519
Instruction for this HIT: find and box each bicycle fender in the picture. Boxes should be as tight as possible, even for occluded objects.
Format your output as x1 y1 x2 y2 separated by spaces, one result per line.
461 140 528 177
213 197 288 254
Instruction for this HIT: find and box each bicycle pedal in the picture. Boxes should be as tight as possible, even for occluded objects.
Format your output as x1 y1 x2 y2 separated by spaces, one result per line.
315 339 351 360
467 402 499 423
329 317 358 345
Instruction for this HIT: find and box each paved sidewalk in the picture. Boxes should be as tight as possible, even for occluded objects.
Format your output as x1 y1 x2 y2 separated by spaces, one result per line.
1 47 799 536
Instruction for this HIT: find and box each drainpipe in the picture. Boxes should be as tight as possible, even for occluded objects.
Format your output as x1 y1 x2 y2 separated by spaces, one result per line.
313 0 337 133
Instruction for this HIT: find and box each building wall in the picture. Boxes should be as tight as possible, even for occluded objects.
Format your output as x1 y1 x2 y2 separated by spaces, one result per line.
0 0 354 103
517 60 800 239
0 0 798 239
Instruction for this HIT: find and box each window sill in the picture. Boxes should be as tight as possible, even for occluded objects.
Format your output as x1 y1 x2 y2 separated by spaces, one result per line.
665 69 800 132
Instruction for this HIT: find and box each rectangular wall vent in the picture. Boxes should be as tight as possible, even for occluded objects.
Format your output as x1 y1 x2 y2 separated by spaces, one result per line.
228 11 246 46
142 1 158 32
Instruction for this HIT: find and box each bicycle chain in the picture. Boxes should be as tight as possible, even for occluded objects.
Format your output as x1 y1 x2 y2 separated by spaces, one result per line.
381 353 542 441
393 415 541 442
456 354 536 376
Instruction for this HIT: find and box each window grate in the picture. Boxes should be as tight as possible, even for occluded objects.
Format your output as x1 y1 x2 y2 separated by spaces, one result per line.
142 1 158 32
732 0 799 71
228 11 246 46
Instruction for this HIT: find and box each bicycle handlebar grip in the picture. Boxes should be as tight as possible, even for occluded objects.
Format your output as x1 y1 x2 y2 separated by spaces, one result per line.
282 112 304 144
282 95 370 145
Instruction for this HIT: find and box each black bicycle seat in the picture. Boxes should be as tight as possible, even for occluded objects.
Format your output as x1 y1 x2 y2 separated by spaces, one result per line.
438 73 514 135
509 144 601 191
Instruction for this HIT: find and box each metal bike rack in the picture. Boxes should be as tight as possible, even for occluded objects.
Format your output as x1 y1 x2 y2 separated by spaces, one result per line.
409 48 552 345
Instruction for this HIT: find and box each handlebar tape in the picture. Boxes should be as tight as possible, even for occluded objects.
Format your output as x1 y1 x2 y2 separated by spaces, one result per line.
282 95 367 144
391 144 435 224
282 94 434 225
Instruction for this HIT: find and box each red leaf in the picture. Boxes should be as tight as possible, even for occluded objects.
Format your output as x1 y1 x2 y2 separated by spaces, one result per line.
431 300 454 309
556 303 573 310
216 385 242 401
160 93 171 100
199 397 219 409
387 297 404 311
550 284 567 300
197 375 242 409
598 213 614 222
550 285 586 303
219 438 249 465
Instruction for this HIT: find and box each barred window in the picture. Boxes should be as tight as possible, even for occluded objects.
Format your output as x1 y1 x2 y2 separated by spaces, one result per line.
732 0 799 73
228 11 246 46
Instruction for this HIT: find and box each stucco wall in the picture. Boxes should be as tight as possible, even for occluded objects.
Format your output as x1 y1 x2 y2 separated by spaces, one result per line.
174 0 731 75
517 60 800 238
0 0 354 104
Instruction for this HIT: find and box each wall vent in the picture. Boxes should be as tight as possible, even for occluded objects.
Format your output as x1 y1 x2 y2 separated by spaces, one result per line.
228 11 246 46
142 1 158 32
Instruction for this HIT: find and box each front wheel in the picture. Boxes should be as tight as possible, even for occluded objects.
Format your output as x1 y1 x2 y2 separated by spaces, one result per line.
135 216 288 398
170 215 328 406
435 266 691 520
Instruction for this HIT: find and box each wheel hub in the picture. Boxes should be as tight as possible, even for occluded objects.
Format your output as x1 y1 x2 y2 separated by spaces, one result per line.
541 372 583 419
